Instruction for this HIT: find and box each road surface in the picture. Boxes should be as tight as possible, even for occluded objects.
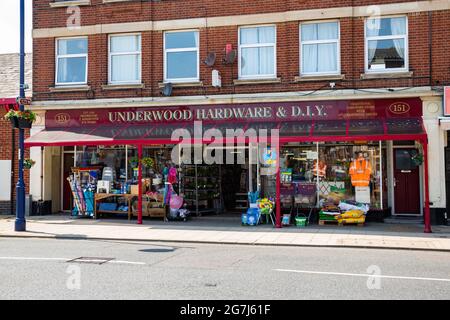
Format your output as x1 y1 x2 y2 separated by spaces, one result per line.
0 237 449 299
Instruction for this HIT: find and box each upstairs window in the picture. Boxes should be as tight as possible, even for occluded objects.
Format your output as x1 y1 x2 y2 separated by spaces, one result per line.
365 16 408 72
300 21 340 75
56 37 88 86
239 25 276 79
109 34 141 84
164 30 199 83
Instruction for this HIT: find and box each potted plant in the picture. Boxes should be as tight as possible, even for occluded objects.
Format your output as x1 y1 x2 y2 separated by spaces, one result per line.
4 110 37 129
141 157 154 168
23 158 36 169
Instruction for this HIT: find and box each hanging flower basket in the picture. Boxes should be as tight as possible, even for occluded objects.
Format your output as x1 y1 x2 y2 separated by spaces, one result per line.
128 156 139 169
23 159 36 170
4 110 36 129
411 153 424 166
141 157 154 168
8 116 19 128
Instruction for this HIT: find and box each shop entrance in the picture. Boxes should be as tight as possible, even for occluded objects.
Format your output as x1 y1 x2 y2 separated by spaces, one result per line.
62 148 75 211
182 145 258 216
393 148 421 215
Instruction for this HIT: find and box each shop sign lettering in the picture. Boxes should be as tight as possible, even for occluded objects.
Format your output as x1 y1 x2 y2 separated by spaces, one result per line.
55 113 71 124
389 102 410 115
107 105 329 124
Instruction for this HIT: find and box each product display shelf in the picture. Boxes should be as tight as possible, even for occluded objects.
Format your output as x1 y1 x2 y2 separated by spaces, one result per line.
94 193 137 220
181 164 223 216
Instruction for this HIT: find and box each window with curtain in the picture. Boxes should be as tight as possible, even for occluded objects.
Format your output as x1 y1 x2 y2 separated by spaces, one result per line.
365 16 408 72
164 31 199 82
109 34 141 84
300 21 339 75
239 26 276 79
56 37 88 85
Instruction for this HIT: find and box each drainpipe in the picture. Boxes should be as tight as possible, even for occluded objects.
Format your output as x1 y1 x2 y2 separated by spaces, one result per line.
428 11 433 86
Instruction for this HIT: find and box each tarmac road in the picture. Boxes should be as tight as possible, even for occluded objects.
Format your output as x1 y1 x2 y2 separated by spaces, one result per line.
0 237 449 300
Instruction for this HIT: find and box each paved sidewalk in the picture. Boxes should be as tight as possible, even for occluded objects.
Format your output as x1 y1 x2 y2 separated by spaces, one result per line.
1 215 450 251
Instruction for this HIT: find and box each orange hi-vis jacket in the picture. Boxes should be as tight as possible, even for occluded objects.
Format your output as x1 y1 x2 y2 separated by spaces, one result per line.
349 158 372 187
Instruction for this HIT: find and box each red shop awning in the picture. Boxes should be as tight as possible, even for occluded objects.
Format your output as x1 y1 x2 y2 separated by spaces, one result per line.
25 118 427 147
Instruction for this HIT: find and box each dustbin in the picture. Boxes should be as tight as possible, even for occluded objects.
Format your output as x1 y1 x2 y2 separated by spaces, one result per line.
31 200 52 216
25 195 32 217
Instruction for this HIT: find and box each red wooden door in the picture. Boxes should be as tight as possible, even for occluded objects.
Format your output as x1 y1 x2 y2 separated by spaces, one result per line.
394 148 421 215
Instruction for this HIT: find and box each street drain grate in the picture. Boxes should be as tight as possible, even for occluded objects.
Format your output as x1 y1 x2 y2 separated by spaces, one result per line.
67 257 115 265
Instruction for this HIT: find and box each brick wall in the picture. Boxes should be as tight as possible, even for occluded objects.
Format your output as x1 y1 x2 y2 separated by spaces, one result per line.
0 109 30 215
32 0 450 102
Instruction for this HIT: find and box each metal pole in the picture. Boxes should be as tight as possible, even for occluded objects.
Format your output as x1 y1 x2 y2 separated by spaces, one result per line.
422 140 432 233
137 144 143 225
379 140 383 210
275 144 281 228
15 0 26 231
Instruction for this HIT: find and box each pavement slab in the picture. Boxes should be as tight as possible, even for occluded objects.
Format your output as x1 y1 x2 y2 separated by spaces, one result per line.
0 216 450 251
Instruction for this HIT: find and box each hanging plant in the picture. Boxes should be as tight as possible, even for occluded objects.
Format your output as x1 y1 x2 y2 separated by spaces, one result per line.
23 158 36 169
128 156 139 168
4 110 37 129
141 157 155 168
411 152 424 166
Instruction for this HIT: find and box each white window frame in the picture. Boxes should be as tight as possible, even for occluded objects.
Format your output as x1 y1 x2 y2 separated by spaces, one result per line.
163 30 200 83
299 20 341 76
55 36 88 86
238 25 277 80
364 15 409 74
108 33 142 85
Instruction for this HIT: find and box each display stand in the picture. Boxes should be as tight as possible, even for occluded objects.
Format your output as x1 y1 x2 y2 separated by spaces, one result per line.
94 193 137 220
69 167 102 217
132 194 167 220
181 164 223 216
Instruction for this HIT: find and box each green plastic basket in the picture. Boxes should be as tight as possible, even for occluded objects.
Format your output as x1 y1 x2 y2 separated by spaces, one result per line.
295 217 307 227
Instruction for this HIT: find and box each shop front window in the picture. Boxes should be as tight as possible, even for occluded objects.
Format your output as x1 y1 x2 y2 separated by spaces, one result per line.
318 142 384 210
75 145 128 181
270 142 386 218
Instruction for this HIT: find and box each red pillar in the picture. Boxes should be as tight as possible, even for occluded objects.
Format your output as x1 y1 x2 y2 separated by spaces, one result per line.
422 140 432 233
275 143 282 228
137 144 143 225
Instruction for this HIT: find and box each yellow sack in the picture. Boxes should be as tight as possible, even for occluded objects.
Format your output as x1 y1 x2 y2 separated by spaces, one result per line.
338 217 365 224
337 210 364 219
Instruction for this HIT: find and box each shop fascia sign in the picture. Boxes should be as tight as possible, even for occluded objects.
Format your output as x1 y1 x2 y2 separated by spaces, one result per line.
108 105 327 123
46 98 423 128
445 86 450 116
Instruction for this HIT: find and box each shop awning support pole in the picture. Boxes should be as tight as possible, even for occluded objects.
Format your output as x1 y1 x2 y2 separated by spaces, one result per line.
275 143 282 228
422 139 432 233
137 144 143 225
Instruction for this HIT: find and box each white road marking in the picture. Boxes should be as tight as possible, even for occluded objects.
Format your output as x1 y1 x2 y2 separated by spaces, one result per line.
109 260 146 265
275 269 450 283
0 256 146 265
0 257 66 261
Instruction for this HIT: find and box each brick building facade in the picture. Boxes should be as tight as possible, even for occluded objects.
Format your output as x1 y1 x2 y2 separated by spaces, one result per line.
0 53 32 215
28 0 450 226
